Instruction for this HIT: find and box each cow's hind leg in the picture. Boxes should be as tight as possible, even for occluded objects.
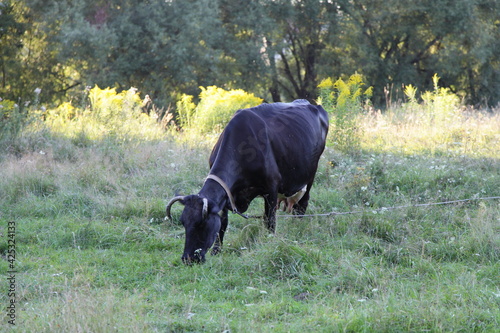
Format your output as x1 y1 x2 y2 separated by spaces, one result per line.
294 182 312 215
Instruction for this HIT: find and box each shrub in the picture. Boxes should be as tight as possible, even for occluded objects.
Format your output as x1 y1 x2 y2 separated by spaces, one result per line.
176 86 263 135
318 74 372 153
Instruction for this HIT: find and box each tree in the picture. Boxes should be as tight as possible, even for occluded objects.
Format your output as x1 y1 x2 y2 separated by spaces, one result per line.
0 1 25 99
7 0 500 108
443 0 500 106
266 0 340 101
336 0 500 106
20 0 232 105
219 0 340 102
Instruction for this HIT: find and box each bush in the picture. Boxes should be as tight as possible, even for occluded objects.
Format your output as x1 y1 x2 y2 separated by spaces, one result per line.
318 74 372 153
176 86 263 135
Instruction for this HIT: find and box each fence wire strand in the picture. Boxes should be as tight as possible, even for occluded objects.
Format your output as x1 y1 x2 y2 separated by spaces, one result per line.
243 196 500 219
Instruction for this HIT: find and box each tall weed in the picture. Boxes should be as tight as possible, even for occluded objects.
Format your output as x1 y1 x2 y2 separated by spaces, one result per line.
0 98 24 144
318 73 373 153
176 86 262 136
365 76 498 157
421 74 460 125
45 86 166 142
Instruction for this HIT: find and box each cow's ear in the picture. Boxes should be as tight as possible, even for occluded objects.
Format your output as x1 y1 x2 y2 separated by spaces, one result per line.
212 204 221 214
210 202 224 216
201 199 222 220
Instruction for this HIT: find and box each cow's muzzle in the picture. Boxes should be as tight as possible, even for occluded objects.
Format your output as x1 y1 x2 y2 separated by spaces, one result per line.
182 249 205 265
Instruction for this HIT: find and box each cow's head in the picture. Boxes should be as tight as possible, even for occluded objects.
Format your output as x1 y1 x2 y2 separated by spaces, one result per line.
166 195 221 264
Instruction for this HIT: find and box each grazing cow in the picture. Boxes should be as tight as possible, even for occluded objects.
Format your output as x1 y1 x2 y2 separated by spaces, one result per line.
166 100 329 263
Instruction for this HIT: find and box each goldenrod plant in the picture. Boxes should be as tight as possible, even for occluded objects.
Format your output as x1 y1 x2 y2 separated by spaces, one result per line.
318 73 373 153
44 86 165 142
177 86 263 136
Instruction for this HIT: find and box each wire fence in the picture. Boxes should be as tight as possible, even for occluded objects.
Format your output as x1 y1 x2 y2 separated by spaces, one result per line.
243 196 500 219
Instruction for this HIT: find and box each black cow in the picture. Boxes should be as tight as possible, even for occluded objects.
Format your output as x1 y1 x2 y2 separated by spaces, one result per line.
166 100 329 263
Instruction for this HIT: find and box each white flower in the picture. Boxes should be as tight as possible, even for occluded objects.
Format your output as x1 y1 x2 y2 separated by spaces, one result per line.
34 88 42 95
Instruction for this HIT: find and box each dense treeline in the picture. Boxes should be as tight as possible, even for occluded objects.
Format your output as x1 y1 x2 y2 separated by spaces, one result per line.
1 0 499 108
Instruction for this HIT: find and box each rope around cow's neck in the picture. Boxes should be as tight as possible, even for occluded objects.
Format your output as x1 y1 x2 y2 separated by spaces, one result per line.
205 174 249 219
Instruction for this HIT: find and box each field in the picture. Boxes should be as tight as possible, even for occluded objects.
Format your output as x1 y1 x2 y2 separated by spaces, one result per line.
1 105 499 332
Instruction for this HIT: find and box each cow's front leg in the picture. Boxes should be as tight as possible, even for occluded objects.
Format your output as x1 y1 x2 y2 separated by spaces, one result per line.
212 207 228 255
264 193 278 233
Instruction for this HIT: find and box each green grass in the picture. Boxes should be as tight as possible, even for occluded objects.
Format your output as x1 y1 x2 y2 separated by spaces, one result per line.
1 107 499 332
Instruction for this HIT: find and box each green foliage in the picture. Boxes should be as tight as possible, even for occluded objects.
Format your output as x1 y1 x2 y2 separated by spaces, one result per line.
177 86 263 135
318 73 372 153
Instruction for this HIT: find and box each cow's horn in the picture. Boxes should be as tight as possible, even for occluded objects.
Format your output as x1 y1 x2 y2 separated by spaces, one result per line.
165 196 186 220
202 197 208 220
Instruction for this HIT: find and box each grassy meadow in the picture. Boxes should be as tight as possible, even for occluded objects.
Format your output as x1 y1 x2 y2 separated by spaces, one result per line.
0 94 499 332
